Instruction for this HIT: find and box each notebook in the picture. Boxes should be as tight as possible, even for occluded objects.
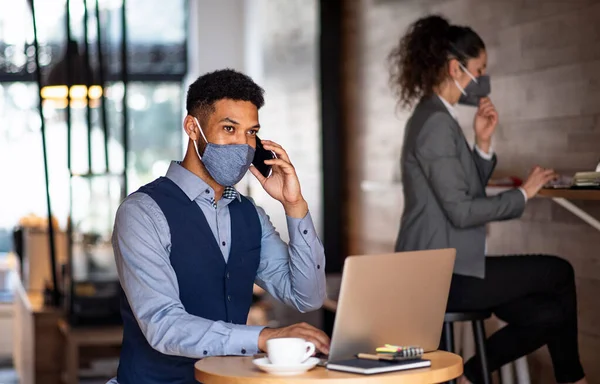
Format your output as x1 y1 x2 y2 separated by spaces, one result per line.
326 357 431 375
573 172 600 187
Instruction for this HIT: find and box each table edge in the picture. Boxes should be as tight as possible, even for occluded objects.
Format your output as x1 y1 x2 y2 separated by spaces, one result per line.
194 351 463 383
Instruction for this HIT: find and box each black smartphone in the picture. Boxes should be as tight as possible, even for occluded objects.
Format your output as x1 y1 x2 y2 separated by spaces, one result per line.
253 136 277 178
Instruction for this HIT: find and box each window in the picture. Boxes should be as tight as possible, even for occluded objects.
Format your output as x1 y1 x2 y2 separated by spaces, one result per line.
106 82 183 190
0 0 186 252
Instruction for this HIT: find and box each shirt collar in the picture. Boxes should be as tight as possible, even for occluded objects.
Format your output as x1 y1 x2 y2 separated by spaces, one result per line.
437 95 459 121
165 161 241 202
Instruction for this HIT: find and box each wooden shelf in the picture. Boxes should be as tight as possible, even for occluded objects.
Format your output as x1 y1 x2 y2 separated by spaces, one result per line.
537 188 600 200
487 186 600 201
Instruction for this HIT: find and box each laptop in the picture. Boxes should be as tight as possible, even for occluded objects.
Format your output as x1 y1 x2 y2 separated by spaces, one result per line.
322 249 456 372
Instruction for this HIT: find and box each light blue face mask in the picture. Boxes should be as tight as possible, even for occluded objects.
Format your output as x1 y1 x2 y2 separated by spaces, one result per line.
193 117 255 187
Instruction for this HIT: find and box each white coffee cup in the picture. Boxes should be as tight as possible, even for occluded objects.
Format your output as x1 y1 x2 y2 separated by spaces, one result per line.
266 338 316 366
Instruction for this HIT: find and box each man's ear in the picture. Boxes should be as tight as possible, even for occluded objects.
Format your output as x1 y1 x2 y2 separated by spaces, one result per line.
183 115 200 141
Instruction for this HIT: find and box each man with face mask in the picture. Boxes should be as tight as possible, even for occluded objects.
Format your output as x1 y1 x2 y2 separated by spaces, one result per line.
109 69 329 384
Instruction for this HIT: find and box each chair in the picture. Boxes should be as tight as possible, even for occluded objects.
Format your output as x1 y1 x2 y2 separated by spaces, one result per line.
441 311 492 384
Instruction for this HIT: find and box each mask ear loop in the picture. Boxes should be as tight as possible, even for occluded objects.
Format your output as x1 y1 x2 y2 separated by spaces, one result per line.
452 61 468 96
193 117 209 143
448 42 479 87
458 62 478 83
451 59 478 96
192 117 209 159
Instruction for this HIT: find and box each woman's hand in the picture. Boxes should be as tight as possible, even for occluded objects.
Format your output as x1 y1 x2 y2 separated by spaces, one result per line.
473 97 498 153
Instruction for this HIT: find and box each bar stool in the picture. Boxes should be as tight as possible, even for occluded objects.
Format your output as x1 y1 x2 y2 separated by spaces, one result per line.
441 311 492 384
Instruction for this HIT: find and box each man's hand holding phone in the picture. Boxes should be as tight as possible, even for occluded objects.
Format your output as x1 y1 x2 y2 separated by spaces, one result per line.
249 139 308 219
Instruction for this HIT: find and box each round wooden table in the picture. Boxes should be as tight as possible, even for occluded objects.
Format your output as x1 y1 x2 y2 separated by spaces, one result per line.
195 351 463 384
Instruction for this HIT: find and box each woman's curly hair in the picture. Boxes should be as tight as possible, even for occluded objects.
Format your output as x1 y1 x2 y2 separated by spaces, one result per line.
388 15 485 108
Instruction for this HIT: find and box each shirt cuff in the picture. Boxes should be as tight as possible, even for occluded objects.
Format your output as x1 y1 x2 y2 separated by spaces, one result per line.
518 187 528 203
287 211 317 246
223 324 265 356
474 144 494 160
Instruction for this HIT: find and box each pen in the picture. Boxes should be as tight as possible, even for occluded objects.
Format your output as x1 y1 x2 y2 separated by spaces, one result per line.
356 353 396 361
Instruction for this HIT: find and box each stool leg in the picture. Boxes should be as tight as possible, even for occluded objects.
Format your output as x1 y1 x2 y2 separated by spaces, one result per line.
443 322 455 353
473 320 492 384
442 322 457 384
514 356 531 384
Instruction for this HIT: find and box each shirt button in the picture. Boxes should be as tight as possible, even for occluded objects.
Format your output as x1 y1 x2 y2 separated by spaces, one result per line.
303 229 308 235
203 350 208 355
317 265 321 269
227 295 231 301
205 189 210 194
222 241 226 246
226 272 230 279
241 348 247 354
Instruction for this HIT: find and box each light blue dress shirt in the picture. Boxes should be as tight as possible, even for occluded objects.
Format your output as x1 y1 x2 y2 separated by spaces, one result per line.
107 162 325 383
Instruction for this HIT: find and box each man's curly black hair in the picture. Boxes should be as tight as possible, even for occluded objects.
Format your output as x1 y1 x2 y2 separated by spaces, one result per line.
186 69 265 123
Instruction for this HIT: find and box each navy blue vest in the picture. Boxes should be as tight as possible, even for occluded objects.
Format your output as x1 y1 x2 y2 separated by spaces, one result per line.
117 177 262 384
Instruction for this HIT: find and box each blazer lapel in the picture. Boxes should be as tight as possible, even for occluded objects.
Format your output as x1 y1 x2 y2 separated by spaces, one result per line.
425 95 484 194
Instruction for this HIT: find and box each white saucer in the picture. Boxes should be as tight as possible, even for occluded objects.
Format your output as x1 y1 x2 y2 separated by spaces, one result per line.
252 357 320 376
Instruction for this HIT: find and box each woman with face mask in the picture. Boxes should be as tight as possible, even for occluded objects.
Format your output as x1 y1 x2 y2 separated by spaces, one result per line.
389 15 587 384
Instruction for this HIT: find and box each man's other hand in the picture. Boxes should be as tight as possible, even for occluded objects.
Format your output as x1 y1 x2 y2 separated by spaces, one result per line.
258 322 330 355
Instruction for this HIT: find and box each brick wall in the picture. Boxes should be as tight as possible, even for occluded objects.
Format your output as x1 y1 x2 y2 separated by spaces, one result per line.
245 0 323 241
245 0 323 329
343 0 600 382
